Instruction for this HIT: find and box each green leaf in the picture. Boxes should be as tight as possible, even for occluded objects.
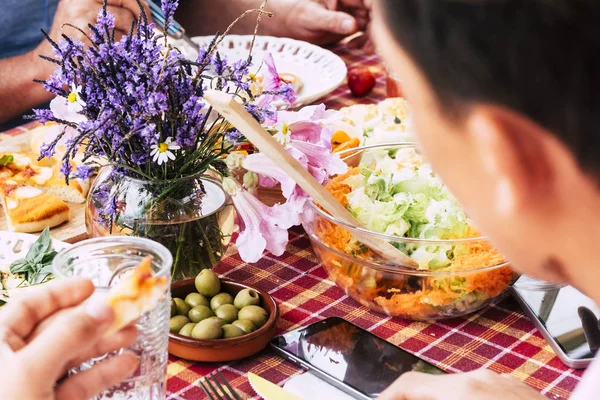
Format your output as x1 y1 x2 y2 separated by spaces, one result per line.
26 227 52 264
9 228 57 285
31 272 53 285
10 259 32 274
37 263 55 276
0 155 13 166
40 251 58 265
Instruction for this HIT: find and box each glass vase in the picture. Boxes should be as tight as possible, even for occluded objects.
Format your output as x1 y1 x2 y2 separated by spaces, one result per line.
86 167 235 281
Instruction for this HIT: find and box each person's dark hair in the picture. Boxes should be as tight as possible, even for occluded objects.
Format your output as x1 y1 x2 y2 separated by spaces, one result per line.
380 0 600 179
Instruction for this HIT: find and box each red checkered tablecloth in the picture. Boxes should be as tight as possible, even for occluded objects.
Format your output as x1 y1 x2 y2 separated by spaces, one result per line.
0 44 583 400
165 46 582 400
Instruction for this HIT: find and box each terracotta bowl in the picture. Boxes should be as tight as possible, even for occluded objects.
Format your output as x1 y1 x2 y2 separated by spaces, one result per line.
168 278 279 362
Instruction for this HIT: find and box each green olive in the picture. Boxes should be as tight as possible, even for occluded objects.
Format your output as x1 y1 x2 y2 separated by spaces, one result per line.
185 292 209 308
188 305 214 323
194 269 221 297
169 315 190 333
170 299 178 317
173 298 191 316
215 304 238 324
232 319 257 334
204 316 226 326
210 292 234 311
238 305 268 328
222 324 245 338
178 322 197 337
191 318 224 340
234 289 261 309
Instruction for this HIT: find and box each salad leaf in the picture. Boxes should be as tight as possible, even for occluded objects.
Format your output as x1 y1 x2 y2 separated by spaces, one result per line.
343 148 471 269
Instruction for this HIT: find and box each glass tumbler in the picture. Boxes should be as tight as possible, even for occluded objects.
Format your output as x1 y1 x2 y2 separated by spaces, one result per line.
53 237 172 400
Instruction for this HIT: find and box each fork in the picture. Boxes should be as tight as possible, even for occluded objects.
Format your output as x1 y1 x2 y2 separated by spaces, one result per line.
199 371 243 400
146 0 200 50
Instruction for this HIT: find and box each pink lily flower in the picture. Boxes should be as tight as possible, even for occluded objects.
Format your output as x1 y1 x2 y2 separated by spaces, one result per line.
227 104 347 263
255 53 298 115
271 105 343 148
241 112 348 229
223 177 289 263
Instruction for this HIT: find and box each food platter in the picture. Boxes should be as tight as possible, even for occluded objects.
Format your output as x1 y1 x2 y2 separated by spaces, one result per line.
173 35 348 108
0 125 89 243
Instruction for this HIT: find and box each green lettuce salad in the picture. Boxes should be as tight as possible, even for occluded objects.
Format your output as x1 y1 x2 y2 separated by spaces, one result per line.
341 148 469 269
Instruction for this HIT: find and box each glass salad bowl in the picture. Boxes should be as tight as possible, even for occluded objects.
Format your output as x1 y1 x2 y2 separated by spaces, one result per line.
302 143 516 321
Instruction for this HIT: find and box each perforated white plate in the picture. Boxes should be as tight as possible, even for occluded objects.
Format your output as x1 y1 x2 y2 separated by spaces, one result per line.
0 231 70 299
174 35 348 108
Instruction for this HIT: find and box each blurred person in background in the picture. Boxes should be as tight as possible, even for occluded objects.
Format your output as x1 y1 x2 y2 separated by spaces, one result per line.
372 0 600 399
0 0 371 130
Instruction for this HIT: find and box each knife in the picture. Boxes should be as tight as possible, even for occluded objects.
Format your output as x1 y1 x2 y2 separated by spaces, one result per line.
248 373 302 400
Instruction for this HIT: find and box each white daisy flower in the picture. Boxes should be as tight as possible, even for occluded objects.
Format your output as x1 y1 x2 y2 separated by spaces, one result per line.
49 83 88 124
151 137 180 165
272 123 291 146
66 83 86 112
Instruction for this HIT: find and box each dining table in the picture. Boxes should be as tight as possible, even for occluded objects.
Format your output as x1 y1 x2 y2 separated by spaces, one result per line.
0 43 582 400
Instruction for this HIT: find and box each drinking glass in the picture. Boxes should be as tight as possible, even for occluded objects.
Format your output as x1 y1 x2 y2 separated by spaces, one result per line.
53 237 172 400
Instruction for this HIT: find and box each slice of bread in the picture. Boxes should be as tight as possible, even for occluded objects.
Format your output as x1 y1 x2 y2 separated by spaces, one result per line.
106 257 168 334
0 183 70 232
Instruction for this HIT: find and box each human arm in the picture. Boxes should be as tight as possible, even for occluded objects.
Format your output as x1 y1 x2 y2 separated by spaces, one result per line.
175 0 371 45
0 0 149 124
378 370 545 400
0 50 54 124
0 277 138 400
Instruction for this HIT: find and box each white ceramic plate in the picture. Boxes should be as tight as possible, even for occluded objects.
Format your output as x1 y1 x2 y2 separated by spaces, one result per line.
173 35 347 108
0 231 70 300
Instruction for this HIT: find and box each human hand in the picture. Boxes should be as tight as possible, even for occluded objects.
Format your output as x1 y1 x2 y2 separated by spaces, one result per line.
323 0 372 31
378 369 545 400
0 278 138 400
35 0 150 78
263 0 370 45
50 0 151 43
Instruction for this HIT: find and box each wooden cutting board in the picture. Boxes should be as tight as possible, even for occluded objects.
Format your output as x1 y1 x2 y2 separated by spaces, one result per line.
0 200 88 244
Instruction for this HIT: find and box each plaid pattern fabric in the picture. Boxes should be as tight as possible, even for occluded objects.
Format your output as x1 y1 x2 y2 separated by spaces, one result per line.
0 45 582 400
167 228 581 400
166 47 581 400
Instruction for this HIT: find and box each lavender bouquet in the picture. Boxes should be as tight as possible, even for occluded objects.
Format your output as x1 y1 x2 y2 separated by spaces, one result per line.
34 0 347 278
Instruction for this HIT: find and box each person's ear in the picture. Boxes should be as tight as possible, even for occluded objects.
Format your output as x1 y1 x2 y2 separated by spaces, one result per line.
465 106 556 217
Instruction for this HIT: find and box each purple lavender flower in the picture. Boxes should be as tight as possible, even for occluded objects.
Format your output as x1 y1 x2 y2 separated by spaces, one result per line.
32 0 298 229
96 8 115 31
225 128 242 145
60 159 73 178
73 165 96 180
34 109 54 124
213 52 228 76
278 83 298 104
161 0 180 28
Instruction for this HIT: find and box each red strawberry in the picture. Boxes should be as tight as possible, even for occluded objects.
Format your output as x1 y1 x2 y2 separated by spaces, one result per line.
347 67 376 97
